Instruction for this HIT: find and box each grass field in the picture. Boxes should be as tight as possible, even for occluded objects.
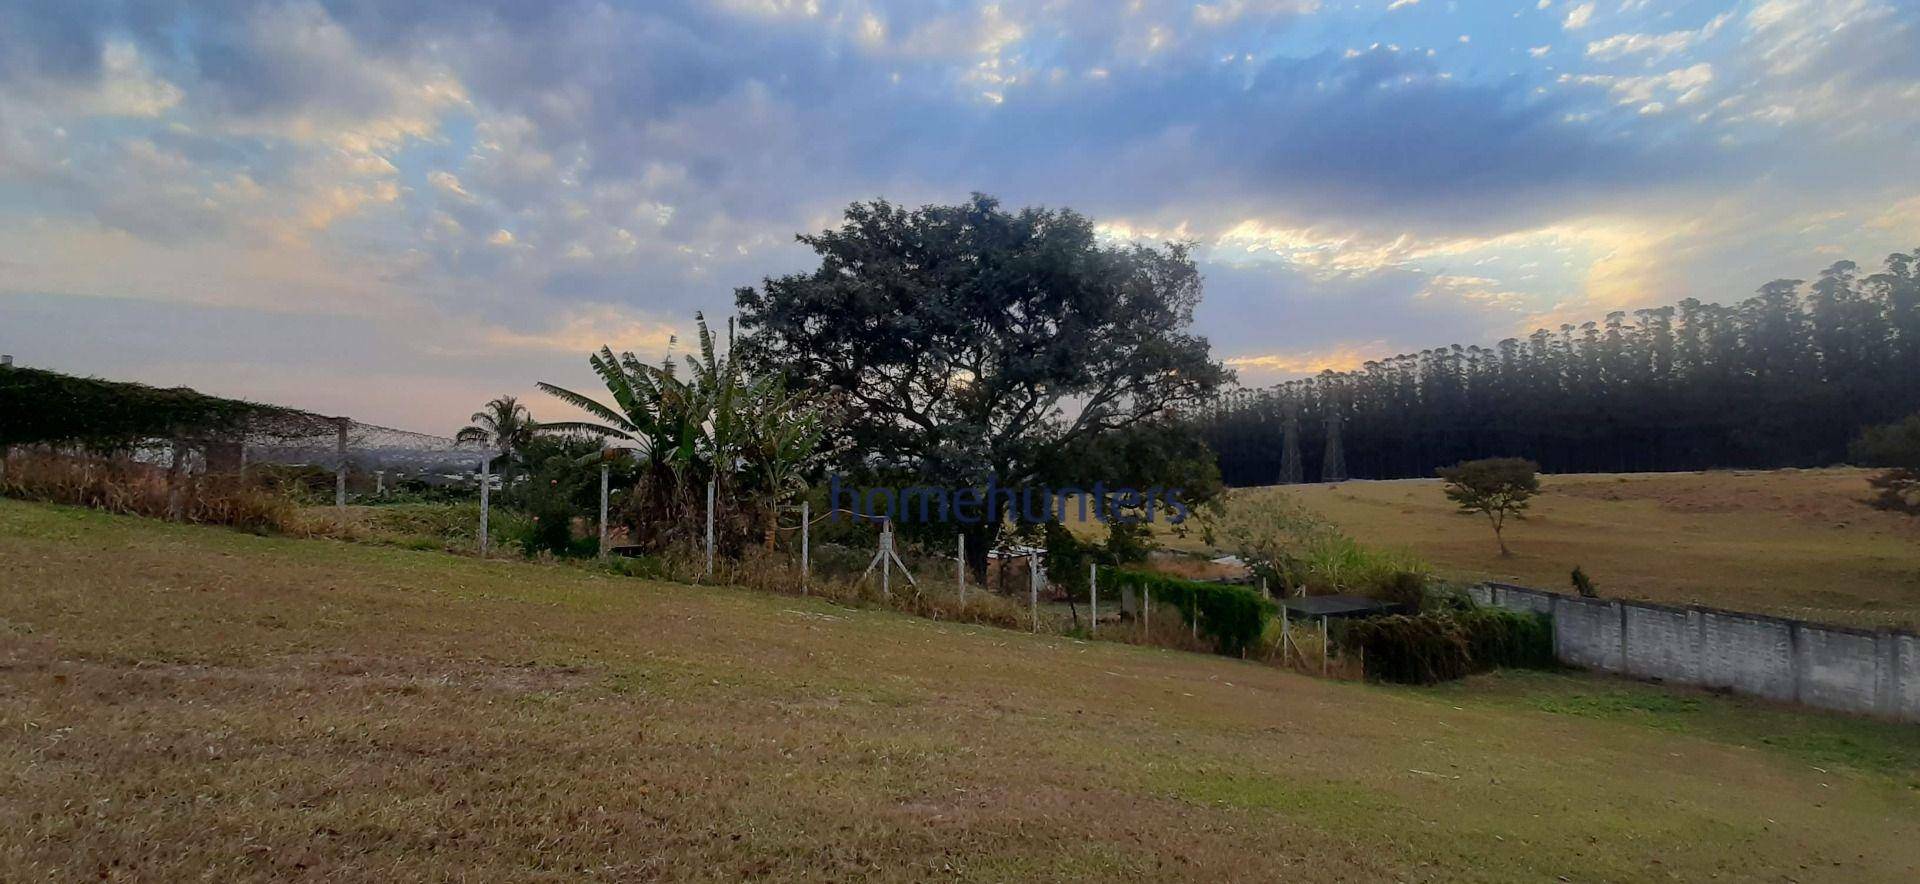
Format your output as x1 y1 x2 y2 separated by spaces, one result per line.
1172 468 1920 629
3 498 1918 881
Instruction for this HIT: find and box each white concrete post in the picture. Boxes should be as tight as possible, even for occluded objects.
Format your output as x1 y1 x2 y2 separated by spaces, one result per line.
1089 563 1098 635
704 478 716 579
956 534 966 604
376 470 385 497
880 522 892 599
800 500 810 594
598 463 610 559
1030 556 1039 633
1321 616 1330 676
478 455 491 558
1144 587 1151 636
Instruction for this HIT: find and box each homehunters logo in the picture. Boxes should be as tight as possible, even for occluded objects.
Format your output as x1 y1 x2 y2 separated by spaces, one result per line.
826 474 1191 525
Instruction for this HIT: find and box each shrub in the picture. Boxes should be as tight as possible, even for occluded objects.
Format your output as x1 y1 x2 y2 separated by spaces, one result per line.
1340 615 1471 684
1099 567 1275 655
1216 493 1429 596
0 449 300 534
1368 570 1428 613
1455 608 1555 670
1342 608 1554 685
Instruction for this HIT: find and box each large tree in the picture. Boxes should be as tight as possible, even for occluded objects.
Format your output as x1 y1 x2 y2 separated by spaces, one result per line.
735 194 1230 577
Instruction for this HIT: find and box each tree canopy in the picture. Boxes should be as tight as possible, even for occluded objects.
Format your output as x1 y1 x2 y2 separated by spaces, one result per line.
734 194 1230 572
1438 457 1541 557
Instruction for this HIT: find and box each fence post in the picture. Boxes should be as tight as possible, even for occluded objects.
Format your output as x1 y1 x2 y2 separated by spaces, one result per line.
1144 587 1151 637
166 439 185 521
956 534 966 604
880 521 892 599
598 463 610 559
1281 603 1291 665
334 418 349 512
704 478 715 579
1030 555 1039 633
1089 563 1098 635
1321 616 1329 676
478 455 490 558
800 500 810 594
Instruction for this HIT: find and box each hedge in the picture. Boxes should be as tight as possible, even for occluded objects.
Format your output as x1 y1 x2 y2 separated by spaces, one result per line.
1099 567 1275 656
0 365 333 449
1342 608 1554 684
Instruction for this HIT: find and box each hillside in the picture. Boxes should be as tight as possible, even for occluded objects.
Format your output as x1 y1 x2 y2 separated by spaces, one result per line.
1179 468 1920 629
2 498 1918 881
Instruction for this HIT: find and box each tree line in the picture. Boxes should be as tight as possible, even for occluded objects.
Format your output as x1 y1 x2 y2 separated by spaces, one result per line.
1196 251 1920 485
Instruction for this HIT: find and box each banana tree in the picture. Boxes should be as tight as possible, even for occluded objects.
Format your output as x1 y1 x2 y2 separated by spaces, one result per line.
538 312 826 551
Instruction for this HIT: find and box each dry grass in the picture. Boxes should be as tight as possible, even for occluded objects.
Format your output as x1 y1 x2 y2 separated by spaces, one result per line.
0 449 301 534
3 498 1919 881
1159 469 1920 629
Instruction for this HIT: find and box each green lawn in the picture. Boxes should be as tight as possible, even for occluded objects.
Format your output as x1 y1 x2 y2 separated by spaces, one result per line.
2 498 1917 881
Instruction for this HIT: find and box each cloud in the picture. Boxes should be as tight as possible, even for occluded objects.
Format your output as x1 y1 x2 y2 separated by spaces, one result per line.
476 304 680 356
1585 12 1731 61
1563 3 1595 30
1560 63 1715 113
0 0 1916 428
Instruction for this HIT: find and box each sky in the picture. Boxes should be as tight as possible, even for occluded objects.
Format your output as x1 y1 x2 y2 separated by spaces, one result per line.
1 0 1917 433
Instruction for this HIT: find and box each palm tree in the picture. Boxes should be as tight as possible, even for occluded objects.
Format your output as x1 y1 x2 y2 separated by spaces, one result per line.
456 395 539 483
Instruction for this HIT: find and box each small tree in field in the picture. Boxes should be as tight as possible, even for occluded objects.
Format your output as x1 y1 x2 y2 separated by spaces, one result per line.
1851 413 1920 517
1438 457 1540 557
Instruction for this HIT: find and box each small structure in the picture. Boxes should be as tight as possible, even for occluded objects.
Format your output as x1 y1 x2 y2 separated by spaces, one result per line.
1277 594 1406 676
1276 595 1407 620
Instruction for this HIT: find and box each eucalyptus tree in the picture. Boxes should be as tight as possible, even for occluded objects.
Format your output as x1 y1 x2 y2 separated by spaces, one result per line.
1197 249 1920 484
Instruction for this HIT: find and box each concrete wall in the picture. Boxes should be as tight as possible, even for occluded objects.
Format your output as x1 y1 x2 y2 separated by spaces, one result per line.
1477 583 1918 723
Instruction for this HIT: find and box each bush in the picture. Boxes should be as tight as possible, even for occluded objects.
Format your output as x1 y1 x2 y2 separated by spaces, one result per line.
1342 608 1554 685
1099 567 1275 655
0 449 300 534
1455 608 1555 670
1369 570 1428 613
1216 493 1430 596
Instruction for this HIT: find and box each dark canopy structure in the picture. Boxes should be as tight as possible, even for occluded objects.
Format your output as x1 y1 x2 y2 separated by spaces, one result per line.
0 365 339 451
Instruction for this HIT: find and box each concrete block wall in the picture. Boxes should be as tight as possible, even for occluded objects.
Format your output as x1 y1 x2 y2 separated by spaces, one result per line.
1476 582 1916 723
1698 609 1794 702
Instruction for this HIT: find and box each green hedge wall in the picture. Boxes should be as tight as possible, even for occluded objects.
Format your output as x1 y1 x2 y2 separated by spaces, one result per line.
1099 567 1275 656
1 366 328 449
1341 609 1555 684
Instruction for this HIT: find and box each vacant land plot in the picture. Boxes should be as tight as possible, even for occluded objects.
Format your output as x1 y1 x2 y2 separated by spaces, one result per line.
2 499 1918 881
1173 469 1920 629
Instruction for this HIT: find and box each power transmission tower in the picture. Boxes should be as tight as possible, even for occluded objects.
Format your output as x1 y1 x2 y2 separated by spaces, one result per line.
1279 400 1304 485
1321 411 1348 482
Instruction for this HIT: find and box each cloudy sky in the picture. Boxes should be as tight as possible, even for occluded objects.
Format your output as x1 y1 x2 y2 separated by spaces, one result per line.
2 0 1916 432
